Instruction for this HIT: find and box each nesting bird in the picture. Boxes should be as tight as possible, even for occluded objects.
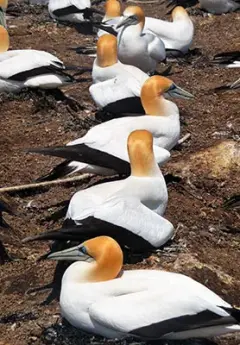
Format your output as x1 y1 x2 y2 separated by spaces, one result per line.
24 130 174 252
117 6 166 73
144 6 194 55
90 34 149 113
46 236 240 339
0 16 75 92
27 75 193 180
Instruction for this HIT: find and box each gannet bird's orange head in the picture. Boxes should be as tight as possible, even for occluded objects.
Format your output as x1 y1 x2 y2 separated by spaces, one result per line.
47 236 123 282
128 130 159 177
97 34 118 67
116 6 145 30
172 6 189 21
0 0 8 11
104 0 122 21
0 24 9 52
140 76 194 116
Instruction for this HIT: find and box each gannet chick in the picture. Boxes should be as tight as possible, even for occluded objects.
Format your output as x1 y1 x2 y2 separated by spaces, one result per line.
24 130 174 251
46 235 240 339
116 6 166 73
144 6 194 55
27 75 193 181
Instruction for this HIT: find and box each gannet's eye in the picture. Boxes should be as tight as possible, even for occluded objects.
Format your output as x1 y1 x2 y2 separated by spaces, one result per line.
130 15 138 20
168 84 176 91
80 246 88 255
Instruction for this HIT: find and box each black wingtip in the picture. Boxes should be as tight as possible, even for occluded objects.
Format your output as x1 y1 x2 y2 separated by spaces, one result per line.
22 230 61 243
221 306 240 323
212 51 240 65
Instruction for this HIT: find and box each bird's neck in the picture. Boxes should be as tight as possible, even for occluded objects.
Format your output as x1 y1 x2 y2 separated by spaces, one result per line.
63 258 121 284
143 96 179 117
120 22 143 40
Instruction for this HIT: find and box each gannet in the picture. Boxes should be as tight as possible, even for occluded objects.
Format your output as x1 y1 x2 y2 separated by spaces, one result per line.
97 0 122 37
116 6 166 73
24 130 174 251
144 6 194 55
27 75 193 181
0 21 75 92
48 0 103 23
90 34 148 113
46 236 240 339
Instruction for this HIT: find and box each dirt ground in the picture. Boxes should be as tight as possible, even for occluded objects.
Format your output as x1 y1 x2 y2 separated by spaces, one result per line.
0 1 239 345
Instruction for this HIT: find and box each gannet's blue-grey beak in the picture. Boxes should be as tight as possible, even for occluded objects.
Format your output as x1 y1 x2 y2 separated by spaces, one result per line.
166 84 194 100
116 15 138 29
47 245 92 262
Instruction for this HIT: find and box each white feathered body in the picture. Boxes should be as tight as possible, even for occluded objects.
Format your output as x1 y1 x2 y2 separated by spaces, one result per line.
144 16 194 53
60 266 240 339
48 0 91 22
117 24 166 73
90 60 149 109
66 168 173 248
0 49 71 92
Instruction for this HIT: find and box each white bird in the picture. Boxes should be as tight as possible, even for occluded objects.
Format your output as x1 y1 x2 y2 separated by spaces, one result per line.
144 6 194 55
116 6 166 73
0 22 74 92
48 0 103 23
91 34 148 84
90 34 149 113
46 235 240 339
27 75 193 181
24 130 174 251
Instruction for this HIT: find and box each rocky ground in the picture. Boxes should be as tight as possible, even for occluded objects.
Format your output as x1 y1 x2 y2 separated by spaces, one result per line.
0 1 239 345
